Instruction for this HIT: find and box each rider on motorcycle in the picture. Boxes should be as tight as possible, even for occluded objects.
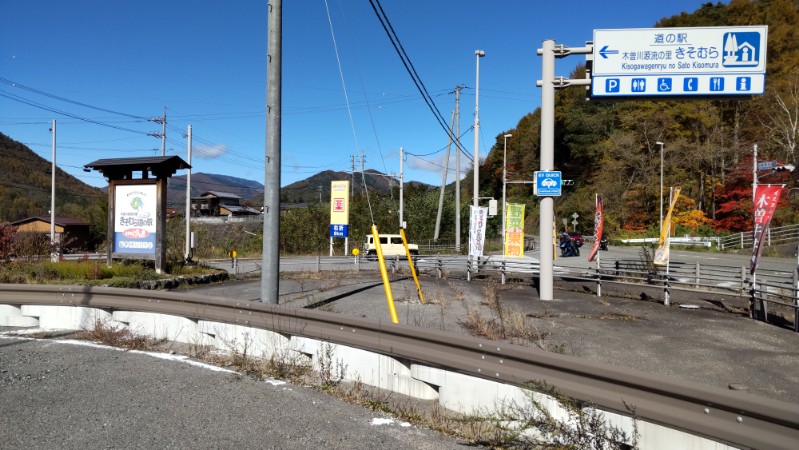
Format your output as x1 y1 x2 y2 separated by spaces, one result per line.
560 232 577 256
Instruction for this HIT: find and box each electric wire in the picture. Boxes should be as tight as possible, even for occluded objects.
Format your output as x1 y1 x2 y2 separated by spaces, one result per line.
367 0 470 159
324 0 373 224
0 90 151 136
0 77 149 120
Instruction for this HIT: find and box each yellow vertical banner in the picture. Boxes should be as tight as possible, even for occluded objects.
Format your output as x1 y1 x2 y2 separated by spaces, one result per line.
329 181 350 238
503 203 525 257
654 187 681 266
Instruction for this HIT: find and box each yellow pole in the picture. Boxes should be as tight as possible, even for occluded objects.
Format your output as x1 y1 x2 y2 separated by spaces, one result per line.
372 225 399 323
400 227 425 303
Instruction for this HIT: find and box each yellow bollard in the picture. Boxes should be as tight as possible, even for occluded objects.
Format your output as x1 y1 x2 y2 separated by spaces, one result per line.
400 228 425 303
372 225 399 323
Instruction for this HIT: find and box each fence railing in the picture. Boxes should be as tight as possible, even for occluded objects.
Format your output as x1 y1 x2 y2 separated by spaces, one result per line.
718 223 799 250
417 235 536 252
212 252 799 332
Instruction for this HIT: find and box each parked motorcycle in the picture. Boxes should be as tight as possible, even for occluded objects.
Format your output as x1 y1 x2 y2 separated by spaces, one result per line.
599 234 609 251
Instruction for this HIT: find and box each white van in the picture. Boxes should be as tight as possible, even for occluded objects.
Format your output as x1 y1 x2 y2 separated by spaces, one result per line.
363 234 419 259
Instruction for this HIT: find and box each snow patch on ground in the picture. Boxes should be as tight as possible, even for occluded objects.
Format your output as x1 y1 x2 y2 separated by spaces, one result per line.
1 329 236 374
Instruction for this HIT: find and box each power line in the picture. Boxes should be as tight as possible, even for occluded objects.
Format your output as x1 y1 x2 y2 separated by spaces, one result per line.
367 0 469 158
0 77 149 120
0 90 151 136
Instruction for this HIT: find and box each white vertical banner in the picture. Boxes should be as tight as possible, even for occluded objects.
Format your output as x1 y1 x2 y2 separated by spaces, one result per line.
469 205 488 257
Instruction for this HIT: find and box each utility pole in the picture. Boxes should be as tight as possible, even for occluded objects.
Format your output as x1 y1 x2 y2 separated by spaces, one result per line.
50 120 57 263
434 108 456 241
473 50 485 208
354 155 356 198
261 0 282 304
536 39 592 301
399 147 404 229
185 125 192 262
148 107 167 156
454 85 462 250
502 133 512 247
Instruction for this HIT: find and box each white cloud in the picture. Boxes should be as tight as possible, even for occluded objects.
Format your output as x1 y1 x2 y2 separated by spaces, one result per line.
194 144 228 158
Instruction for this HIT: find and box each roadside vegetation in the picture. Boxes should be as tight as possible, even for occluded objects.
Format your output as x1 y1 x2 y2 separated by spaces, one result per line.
57 319 637 449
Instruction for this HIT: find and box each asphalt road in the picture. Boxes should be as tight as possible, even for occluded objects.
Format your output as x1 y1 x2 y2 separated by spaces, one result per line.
0 335 474 450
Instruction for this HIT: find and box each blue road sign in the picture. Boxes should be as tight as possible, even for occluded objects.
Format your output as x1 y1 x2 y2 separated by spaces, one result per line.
591 26 767 97
330 224 349 238
535 171 562 197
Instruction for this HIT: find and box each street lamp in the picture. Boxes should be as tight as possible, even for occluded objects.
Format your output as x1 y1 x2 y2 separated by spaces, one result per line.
656 141 664 236
501 133 512 247
473 49 485 208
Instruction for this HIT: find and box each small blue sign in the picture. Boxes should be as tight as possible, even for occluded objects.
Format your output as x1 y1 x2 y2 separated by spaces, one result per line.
736 77 751 91
535 171 562 197
710 77 725 91
330 224 349 238
657 78 672 92
683 77 699 92
631 78 646 92
606 78 620 93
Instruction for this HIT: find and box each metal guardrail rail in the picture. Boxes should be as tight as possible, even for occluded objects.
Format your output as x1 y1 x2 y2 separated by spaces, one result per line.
718 224 799 250
2 284 798 449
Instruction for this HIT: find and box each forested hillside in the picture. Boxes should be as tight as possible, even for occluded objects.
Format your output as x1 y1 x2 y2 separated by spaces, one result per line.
477 0 799 236
0 133 106 227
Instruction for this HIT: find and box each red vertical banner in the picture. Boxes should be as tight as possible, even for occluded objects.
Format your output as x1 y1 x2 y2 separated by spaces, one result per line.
750 184 784 275
587 194 603 262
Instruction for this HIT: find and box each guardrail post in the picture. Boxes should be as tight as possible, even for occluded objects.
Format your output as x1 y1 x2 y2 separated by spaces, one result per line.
615 260 620 278
794 266 798 332
695 262 700 289
316 255 321 273
501 259 506 285
741 266 747 295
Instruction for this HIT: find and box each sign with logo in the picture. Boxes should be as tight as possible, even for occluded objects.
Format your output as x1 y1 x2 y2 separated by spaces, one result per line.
114 184 157 255
534 171 562 196
504 203 525 258
329 180 350 238
592 26 767 97
468 205 488 257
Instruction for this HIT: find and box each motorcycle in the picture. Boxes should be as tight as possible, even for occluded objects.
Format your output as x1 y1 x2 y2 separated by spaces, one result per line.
599 235 609 251
560 239 580 257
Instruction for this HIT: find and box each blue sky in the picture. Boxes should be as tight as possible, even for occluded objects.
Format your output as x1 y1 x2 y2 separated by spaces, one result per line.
1 0 715 190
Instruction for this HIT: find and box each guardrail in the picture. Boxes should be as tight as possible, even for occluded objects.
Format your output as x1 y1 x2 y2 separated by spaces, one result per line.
1 284 797 449
718 224 799 250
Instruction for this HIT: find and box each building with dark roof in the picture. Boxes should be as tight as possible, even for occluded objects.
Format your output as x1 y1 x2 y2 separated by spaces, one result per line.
9 216 91 252
191 191 261 217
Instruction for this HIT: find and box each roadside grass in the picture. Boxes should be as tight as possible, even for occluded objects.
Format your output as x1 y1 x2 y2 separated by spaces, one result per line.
77 318 168 351
0 259 224 287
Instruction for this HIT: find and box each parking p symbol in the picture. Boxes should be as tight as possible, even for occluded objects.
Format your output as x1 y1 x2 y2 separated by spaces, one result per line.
606 78 620 93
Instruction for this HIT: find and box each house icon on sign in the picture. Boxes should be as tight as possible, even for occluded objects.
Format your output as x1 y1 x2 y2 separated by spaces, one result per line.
723 32 760 67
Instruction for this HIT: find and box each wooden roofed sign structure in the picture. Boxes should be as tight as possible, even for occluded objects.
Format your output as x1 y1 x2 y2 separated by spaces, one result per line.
84 156 190 273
